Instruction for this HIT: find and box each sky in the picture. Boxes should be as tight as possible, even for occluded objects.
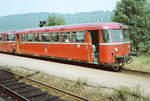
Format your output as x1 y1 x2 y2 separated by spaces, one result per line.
0 0 119 17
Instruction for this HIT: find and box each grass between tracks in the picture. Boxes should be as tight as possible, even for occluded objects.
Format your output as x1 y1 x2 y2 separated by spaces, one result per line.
125 56 150 72
0 66 150 101
111 86 150 101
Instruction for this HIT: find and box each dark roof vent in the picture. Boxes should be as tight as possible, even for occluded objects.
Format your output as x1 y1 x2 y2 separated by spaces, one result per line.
39 21 46 27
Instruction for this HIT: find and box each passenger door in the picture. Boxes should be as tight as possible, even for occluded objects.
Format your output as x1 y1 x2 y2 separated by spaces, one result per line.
88 30 99 63
16 34 20 53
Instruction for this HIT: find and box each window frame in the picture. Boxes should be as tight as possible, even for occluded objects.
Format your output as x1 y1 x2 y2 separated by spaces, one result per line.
6 34 11 41
123 29 130 42
72 31 85 43
50 32 59 42
0 35 2 42
101 29 129 43
34 33 41 42
11 34 16 41
27 33 34 42
21 33 28 42
41 32 50 42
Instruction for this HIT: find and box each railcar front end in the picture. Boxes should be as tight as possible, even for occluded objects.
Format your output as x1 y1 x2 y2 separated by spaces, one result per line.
99 25 136 70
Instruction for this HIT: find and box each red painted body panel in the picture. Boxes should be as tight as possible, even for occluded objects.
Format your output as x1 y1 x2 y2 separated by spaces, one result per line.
0 42 3 50
0 30 16 52
0 42 16 52
20 43 89 61
100 42 130 62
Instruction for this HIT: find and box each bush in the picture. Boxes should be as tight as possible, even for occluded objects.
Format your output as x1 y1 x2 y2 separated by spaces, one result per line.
112 0 150 55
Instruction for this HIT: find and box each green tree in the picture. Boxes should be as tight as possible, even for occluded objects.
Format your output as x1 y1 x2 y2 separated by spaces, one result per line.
46 16 65 26
112 0 150 55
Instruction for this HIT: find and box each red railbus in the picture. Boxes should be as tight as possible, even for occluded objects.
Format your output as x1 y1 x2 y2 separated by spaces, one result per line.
0 22 136 70
0 30 16 52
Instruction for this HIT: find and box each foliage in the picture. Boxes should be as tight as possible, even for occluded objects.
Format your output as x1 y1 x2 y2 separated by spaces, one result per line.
46 16 65 26
112 0 150 55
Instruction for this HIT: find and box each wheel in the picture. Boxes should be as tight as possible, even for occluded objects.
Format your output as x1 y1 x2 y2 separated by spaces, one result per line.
112 66 121 71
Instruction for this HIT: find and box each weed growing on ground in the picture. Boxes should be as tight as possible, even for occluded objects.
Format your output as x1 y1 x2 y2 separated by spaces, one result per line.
125 56 150 72
2 65 150 101
75 77 88 87
110 86 150 101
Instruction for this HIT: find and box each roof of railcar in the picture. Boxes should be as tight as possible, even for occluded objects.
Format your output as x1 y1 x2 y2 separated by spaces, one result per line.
16 22 123 34
0 30 15 34
0 22 125 34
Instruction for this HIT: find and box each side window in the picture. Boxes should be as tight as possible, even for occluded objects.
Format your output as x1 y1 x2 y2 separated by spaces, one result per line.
6 35 11 41
51 32 59 42
21 34 27 42
61 32 71 42
42 32 49 42
101 29 111 43
35 33 41 42
72 31 85 43
66 32 72 42
0 35 2 41
72 32 76 43
61 32 66 42
4 35 7 41
27 33 33 42
50 32 54 42
11 34 16 41
5 34 16 41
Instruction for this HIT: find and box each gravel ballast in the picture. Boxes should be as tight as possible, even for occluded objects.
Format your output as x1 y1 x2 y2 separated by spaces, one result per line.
0 53 150 96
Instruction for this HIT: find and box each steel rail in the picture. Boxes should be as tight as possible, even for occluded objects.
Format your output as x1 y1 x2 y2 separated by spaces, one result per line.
2 69 90 101
0 83 30 101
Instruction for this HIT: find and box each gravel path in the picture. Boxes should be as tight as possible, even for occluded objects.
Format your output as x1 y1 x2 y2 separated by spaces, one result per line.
0 53 150 96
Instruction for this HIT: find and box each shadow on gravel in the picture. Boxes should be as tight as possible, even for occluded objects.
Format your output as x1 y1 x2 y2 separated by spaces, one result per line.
0 52 115 72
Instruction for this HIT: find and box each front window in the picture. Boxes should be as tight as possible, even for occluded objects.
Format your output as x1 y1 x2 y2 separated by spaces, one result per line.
51 32 59 42
101 29 112 42
123 29 130 41
101 29 130 43
110 29 123 42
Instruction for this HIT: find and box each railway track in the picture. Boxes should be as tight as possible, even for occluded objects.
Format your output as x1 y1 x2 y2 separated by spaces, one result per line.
1 52 150 78
0 69 90 101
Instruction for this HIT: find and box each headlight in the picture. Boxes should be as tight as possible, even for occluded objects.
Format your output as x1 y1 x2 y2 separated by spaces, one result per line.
114 48 118 52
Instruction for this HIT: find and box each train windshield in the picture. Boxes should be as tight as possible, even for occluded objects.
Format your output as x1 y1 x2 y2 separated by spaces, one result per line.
101 29 112 42
101 29 130 43
123 29 130 41
110 29 124 42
